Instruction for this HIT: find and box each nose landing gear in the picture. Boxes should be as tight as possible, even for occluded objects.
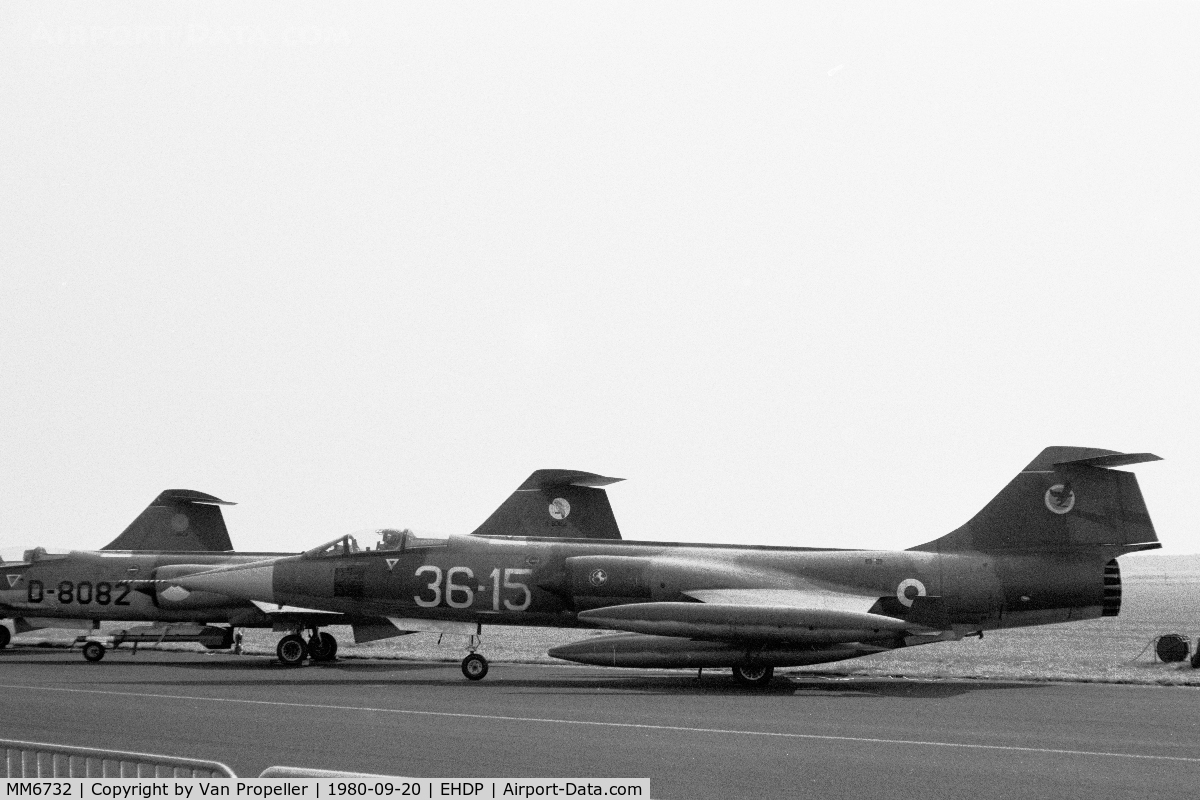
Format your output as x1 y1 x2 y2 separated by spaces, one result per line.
461 633 488 680
462 653 489 680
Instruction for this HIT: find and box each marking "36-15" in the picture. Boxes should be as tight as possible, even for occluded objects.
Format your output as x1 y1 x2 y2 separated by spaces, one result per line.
412 567 532 611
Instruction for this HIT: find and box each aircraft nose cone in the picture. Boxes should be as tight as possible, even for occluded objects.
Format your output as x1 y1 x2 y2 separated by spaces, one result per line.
174 564 275 602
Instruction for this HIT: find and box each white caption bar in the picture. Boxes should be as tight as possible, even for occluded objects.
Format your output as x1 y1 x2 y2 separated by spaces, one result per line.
0 779 651 799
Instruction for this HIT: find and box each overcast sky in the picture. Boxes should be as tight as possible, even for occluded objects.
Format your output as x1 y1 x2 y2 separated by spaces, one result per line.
1 3 1197 559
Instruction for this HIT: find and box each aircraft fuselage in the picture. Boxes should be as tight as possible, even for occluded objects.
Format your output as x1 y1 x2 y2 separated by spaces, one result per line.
0 550 286 627
234 534 1116 634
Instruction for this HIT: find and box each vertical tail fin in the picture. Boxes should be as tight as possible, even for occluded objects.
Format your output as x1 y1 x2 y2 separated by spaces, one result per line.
913 447 1161 554
470 470 623 540
102 490 236 551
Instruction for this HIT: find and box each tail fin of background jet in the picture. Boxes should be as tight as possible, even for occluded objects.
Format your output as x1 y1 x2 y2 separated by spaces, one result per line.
470 470 623 540
911 447 1161 555
102 490 235 551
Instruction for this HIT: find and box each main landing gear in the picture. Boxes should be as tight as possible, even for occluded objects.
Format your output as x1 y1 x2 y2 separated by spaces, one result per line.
276 634 307 666
732 665 774 687
0 623 11 649
460 633 488 681
276 628 339 667
82 641 106 662
308 631 338 661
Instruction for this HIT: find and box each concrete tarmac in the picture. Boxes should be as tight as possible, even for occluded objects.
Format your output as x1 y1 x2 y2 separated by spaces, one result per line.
1 648 1198 799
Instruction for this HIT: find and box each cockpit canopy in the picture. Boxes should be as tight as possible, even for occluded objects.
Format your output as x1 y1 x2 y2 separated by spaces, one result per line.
302 528 448 559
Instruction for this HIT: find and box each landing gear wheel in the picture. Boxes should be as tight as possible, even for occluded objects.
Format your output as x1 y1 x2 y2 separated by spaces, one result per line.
462 653 489 681
732 665 773 687
0 624 10 649
309 632 338 662
82 642 106 663
276 634 308 666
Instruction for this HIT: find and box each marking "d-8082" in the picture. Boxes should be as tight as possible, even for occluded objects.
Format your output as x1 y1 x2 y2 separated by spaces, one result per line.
25 579 132 606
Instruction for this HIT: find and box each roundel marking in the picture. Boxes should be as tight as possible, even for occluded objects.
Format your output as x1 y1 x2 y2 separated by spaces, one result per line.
1044 484 1075 514
589 568 608 587
549 498 571 520
896 578 926 607
170 513 190 533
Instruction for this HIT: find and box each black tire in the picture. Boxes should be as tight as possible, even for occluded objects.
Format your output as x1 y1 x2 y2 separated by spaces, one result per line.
276 634 308 666
309 632 338 662
0 623 10 649
732 665 773 687
462 653 489 681
1156 634 1189 663
1192 640 1200 669
82 642 106 663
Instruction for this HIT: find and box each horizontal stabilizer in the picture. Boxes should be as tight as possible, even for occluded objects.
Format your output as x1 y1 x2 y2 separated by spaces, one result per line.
517 470 623 490
1054 452 1162 469
154 490 235 506
1023 447 1161 472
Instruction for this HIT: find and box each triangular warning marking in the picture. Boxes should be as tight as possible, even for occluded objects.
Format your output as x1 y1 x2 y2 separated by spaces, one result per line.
6 574 20 588
385 559 399 572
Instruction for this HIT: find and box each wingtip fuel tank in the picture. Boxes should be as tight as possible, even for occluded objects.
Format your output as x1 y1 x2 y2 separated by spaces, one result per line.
547 633 895 669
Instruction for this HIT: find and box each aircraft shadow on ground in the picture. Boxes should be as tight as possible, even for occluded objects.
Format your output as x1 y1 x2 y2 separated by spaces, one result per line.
11 654 1044 699
498 675 1043 699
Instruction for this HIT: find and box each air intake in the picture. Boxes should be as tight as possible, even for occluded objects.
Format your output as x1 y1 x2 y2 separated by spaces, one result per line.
1102 559 1121 617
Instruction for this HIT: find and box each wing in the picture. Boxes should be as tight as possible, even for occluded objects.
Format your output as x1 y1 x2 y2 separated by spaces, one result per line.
249 600 346 621
682 587 881 614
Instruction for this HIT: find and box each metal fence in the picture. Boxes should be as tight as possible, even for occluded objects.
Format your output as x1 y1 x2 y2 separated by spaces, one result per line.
2 738 235 778
1 738 403 779
259 766 406 778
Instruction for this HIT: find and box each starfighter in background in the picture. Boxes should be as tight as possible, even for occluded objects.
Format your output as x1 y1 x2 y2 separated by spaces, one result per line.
0 490 334 661
0 490 286 659
0 474 604 662
174 447 1162 684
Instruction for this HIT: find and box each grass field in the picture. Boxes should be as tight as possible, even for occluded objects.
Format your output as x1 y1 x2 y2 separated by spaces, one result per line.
12 555 1200 686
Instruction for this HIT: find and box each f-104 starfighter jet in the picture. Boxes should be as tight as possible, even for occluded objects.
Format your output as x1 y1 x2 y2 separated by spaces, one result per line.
1 471 614 662
0 489 295 659
174 446 1161 685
